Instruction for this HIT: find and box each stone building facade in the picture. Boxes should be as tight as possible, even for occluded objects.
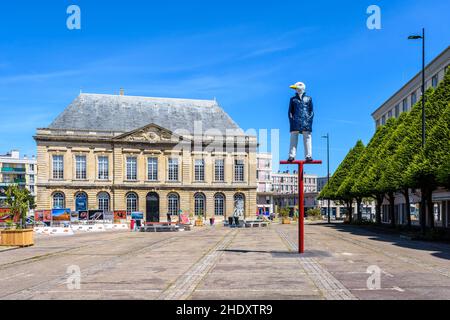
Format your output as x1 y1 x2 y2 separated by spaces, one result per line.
34 93 257 222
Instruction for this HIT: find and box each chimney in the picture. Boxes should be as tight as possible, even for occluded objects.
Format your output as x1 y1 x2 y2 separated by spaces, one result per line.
119 88 124 96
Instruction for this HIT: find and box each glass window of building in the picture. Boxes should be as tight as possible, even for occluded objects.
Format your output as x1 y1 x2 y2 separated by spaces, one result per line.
214 193 225 216
168 158 179 181
381 115 386 125
147 157 158 181
194 193 206 216
234 160 245 182
52 155 64 180
75 155 87 180
53 192 65 209
98 156 109 180
411 92 417 106
388 110 393 118
215 159 225 182
194 159 205 182
168 193 179 215
432 75 438 88
395 104 400 118
126 193 138 213
98 192 110 212
402 99 408 113
126 157 137 180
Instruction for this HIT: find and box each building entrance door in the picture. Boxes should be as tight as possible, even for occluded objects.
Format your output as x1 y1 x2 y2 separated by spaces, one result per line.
146 192 160 222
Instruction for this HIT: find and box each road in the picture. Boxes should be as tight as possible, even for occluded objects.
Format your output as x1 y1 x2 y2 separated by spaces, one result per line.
0 222 449 300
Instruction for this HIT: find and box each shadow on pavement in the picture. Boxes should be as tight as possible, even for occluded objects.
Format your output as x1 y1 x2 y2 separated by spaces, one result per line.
310 222 450 261
219 249 332 258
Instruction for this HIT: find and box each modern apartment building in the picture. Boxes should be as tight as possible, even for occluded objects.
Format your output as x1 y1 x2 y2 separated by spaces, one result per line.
0 150 37 207
256 153 273 216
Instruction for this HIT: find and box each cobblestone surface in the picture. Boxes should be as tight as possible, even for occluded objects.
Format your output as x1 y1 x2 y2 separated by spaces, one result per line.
0 222 449 300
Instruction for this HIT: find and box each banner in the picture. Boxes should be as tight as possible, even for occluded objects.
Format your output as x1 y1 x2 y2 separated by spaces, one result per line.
114 210 127 221
131 212 144 220
35 210 53 222
70 211 79 222
78 211 88 220
88 210 104 221
103 211 113 221
52 208 71 221
0 208 12 223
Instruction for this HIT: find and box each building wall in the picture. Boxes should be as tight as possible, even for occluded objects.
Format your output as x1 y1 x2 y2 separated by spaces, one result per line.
35 130 257 221
372 46 450 127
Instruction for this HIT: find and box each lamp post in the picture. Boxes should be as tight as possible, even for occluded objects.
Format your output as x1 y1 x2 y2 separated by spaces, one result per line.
408 28 426 148
321 133 331 224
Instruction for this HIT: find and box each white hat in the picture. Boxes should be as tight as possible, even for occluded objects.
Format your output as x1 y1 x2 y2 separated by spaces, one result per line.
289 82 306 91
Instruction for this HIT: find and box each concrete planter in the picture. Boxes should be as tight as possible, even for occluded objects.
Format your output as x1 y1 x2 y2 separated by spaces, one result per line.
195 220 204 227
0 229 34 247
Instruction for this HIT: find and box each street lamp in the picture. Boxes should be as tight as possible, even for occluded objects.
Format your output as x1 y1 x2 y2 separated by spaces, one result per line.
408 28 426 148
321 133 331 224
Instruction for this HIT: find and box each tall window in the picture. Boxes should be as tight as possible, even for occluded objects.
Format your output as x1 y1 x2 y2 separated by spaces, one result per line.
411 92 417 106
387 110 393 119
147 157 158 181
98 192 110 211
234 160 245 182
126 157 137 180
168 193 179 215
53 192 65 209
194 159 205 181
402 99 408 113
75 192 87 211
75 155 87 180
126 193 138 213
215 159 225 182
98 156 109 180
432 75 438 88
52 155 64 180
381 115 386 125
214 193 225 216
194 193 206 216
394 104 399 118
168 158 179 181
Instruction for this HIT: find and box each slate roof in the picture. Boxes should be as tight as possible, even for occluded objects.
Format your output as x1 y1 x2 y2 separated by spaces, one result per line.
48 93 242 134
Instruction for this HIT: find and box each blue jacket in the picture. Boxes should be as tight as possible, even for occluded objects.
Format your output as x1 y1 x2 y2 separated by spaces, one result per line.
289 93 314 133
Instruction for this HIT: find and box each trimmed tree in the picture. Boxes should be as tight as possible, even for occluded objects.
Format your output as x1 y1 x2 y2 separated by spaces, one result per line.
319 140 365 222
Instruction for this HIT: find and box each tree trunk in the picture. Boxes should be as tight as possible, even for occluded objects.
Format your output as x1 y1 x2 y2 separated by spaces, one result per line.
356 198 362 222
346 201 353 223
375 194 383 225
420 187 427 234
402 188 411 228
426 190 435 229
388 192 396 228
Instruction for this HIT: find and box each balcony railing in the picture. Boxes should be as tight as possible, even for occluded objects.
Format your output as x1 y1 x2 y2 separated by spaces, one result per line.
1 167 26 173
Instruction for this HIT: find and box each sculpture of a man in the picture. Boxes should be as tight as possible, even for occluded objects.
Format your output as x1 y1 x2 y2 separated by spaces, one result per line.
288 82 314 162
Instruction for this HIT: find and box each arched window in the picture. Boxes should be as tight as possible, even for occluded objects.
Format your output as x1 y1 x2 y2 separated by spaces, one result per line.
53 192 65 209
194 193 206 217
98 192 110 212
126 193 138 214
75 192 88 211
214 193 225 216
234 193 245 216
167 193 179 216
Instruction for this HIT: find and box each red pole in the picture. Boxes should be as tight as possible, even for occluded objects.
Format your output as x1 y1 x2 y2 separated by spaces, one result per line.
280 160 322 254
298 163 305 253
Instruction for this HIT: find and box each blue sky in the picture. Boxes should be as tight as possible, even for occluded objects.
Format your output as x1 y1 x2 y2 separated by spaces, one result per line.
0 0 449 176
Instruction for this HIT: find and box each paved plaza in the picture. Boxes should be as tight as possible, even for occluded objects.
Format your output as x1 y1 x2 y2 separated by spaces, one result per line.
1 222 449 300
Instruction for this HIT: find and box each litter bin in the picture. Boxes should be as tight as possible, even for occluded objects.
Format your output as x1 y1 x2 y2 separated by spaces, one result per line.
234 216 240 226
228 216 234 226
209 217 215 226
130 219 135 231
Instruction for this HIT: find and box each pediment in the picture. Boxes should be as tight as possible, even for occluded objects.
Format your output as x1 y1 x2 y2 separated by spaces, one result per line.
114 124 183 143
